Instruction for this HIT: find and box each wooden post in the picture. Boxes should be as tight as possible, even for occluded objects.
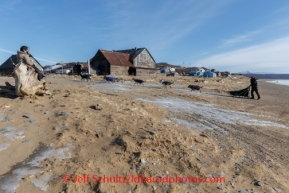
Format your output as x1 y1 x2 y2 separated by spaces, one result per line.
88 60 91 74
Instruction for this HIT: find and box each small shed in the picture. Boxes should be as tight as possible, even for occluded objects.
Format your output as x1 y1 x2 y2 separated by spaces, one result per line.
188 71 204 76
203 71 216 78
160 67 171 73
215 71 221 76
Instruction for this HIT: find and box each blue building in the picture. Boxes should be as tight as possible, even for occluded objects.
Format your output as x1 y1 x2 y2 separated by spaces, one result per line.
188 71 204 76
203 71 216 78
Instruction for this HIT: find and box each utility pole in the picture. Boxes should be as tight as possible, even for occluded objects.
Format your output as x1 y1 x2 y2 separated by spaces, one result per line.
88 60 91 74
61 61 63 74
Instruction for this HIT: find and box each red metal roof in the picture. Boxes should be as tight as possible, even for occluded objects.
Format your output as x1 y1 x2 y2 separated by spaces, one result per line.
100 50 133 67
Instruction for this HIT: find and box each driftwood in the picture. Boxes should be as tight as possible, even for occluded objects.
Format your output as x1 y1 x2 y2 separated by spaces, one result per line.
5 82 15 91
12 63 50 97
10 58 16 67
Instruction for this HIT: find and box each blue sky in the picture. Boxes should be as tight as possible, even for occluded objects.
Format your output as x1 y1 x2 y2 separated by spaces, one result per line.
1 0 289 73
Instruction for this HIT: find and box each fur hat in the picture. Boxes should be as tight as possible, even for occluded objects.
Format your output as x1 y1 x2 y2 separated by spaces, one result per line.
20 46 29 52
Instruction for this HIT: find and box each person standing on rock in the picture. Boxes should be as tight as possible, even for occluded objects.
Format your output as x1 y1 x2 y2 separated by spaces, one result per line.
249 76 261 100
17 46 45 81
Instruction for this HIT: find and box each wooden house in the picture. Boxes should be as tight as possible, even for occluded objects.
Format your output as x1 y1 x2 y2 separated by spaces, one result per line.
90 48 158 76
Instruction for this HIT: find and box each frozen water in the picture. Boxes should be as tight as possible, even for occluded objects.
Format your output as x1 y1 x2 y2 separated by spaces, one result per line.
32 174 54 191
0 112 4 121
2 126 17 140
0 144 9 151
88 81 165 92
138 97 288 131
0 126 25 145
88 81 135 92
171 117 228 134
0 144 72 193
88 81 288 131
0 128 6 133
26 144 72 166
267 79 289 86
0 126 29 152
0 168 40 193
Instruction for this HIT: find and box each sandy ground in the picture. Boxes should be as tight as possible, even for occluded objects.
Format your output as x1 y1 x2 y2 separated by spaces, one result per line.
0 74 288 193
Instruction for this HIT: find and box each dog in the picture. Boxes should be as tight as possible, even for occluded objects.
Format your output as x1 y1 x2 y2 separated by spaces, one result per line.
103 75 115 83
188 85 202 92
132 78 145 86
80 74 93 81
160 80 174 88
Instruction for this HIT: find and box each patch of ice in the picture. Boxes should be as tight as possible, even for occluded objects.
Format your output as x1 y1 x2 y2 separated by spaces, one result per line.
3 126 17 140
0 128 6 133
0 144 72 193
0 112 4 121
172 118 203 130
0 144 9 151
201 119 228 134
88 82 133 91
88 81 165 92
267 79 289 86
26 144 72 166
171 118 228 134
138 97 288 130
17 131 24 135
0 168 41 193
163 119 172 123
178 89 203 96
1 126 26 141
31 174 54 191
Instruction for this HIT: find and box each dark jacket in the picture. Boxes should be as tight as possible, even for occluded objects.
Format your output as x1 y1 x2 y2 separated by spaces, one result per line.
250 78 258 89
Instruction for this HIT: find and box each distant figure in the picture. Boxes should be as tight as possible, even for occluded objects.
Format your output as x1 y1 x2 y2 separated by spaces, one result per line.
76 62 82 76
17 46 45 81
249 76 260 100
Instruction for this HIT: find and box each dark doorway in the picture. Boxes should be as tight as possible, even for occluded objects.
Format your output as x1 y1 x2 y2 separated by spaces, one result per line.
128 67 136 76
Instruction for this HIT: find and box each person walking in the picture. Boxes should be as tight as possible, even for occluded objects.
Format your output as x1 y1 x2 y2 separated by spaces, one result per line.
249 76 261 100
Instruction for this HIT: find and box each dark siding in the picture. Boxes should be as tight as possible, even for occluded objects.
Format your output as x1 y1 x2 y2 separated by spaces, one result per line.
91 51 110 75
